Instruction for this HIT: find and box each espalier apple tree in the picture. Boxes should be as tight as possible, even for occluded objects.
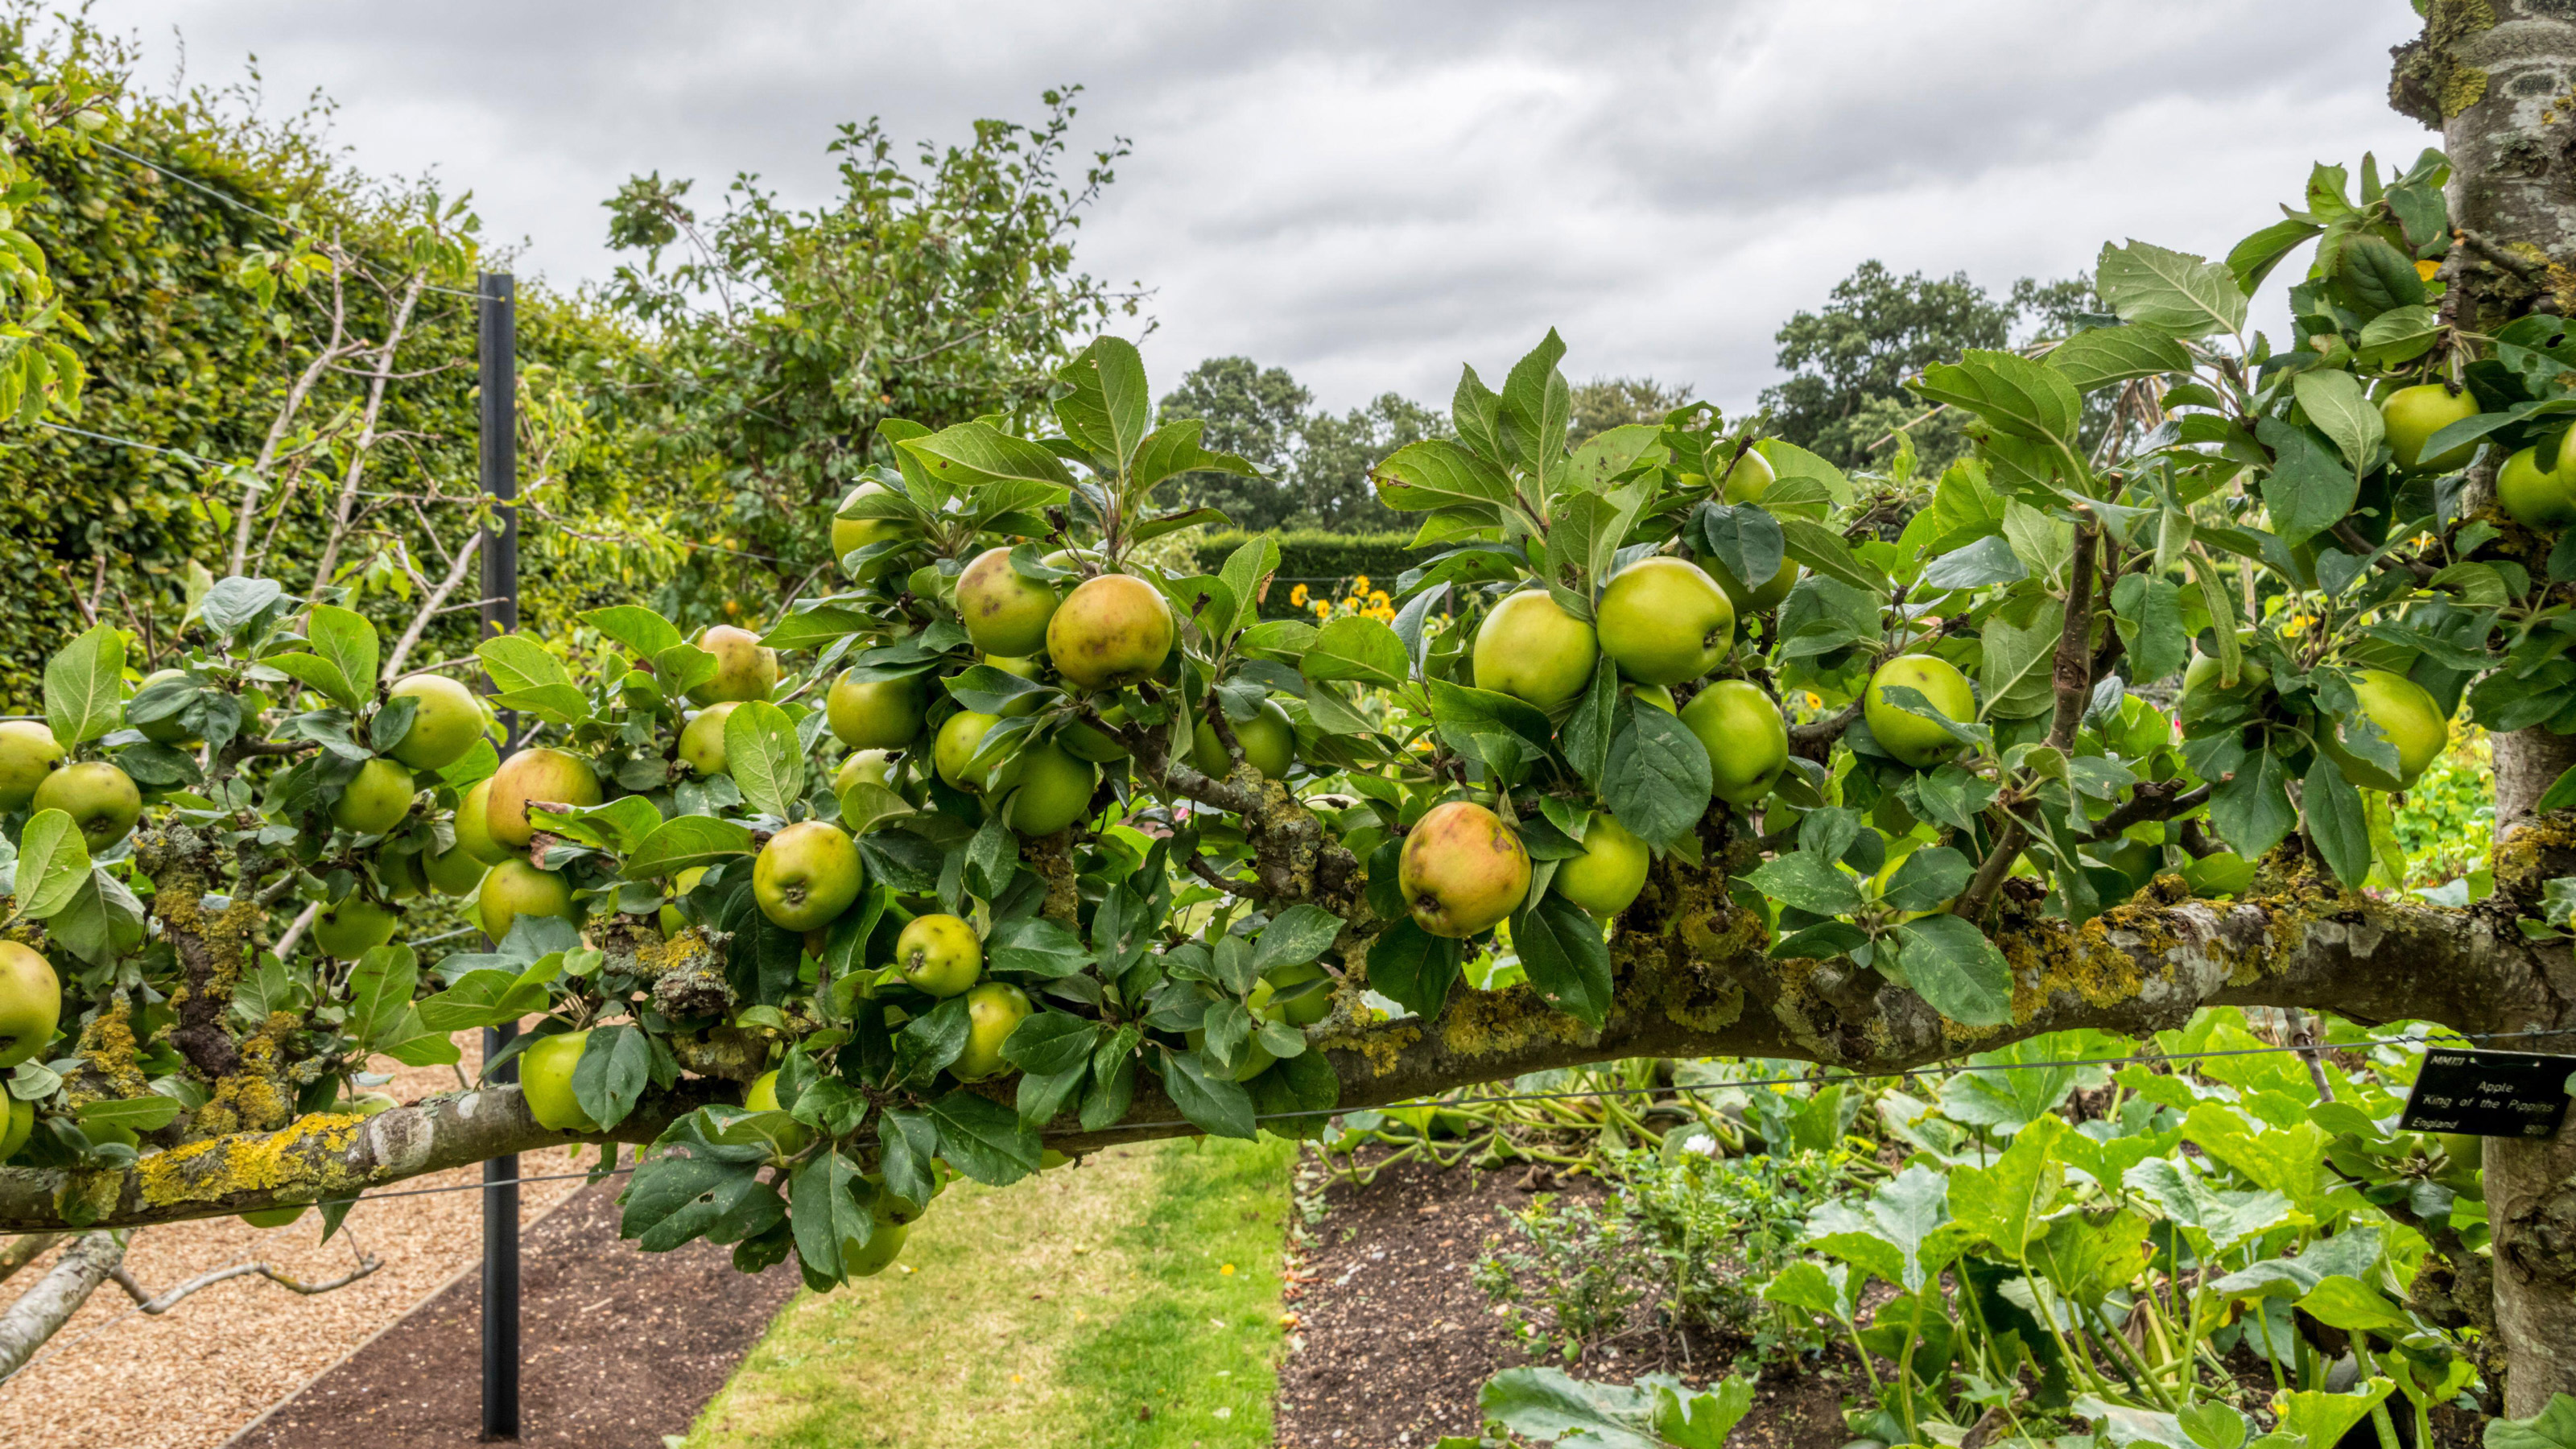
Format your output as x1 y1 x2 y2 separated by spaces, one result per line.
10 3 2576 1407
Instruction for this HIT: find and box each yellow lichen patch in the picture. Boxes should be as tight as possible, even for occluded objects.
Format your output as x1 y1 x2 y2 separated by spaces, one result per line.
2000 910 2153 1023
1314 1021 1419 1078
1435 982 1589 1060
134 1110 368 1210
2492 815 2576 900
72 997 151 1102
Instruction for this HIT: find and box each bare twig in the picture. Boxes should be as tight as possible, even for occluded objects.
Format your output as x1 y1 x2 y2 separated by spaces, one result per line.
310 270 430 592
382 530 483 680
107 1251 382 1315
0 1234 60 1289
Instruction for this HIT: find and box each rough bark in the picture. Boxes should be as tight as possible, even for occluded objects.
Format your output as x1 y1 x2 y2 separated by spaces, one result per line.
0 857 2548 1234
2402 1 2576 1414
0 1232 122 1380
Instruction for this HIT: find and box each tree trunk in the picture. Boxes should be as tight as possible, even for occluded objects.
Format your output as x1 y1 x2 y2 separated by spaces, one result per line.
2400 2 2576 1414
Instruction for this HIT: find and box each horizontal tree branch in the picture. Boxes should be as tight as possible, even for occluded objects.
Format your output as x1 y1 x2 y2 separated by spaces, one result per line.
1 854 2554 1234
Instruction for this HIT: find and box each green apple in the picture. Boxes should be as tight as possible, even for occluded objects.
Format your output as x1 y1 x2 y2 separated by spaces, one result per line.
485 748 602 848
1061 705 1131 762
985 656 1047 716
2318 668 2450 791
478 860 578 941
954 981 1034 1081
312 897 399 959
1552 812 1650 918
2499 444 2576 530
240 1205 308 1229
935 711 1001 791
31 762 142 850
2182 638 2270 695
1263 960 1335 1027
0 1094 31 1162
956 546 1061 658
1716 449 1774 502
1046 574 1174 691
1680 679 1790 806
2380 382 2479 474
995 743 1097 836
1631 684 1678 713
1596 557 1735 686
377 845 427 900
753 821 864 931
828 671 927 749
1864 654 1978 769
842 1216 910 1277
1186 1020 1278 1082
832 481 905 580
1698 552 1800 615
689 625 779 705
452 778 513 865
0 941 61 1068
1472 590 1597 708
897 913 982 997
743 1068 813 1155
836 750 894 793
0 719 64 811
1193 699 1295 781
131 668 200 745
423 836 489 897
678 701 738 775
659 865 708 937
332 757 417 835
519 1030 601 1133
385 672 485 770
1398 801 1530 938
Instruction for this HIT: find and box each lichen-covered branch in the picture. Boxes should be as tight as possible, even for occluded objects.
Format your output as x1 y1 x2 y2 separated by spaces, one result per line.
3 850 2545 1232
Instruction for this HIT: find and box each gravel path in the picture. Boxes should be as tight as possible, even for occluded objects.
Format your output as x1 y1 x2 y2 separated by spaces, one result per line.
0 1032 592 1449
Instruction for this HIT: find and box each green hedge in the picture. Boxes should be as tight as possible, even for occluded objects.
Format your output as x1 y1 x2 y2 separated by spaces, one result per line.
0 25 647 712
1191 530 1434 617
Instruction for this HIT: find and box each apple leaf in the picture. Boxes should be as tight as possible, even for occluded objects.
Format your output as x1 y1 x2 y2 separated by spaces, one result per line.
43 622 126 748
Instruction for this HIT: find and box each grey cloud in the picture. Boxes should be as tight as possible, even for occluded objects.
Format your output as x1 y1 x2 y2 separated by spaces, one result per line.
96 0 2433 412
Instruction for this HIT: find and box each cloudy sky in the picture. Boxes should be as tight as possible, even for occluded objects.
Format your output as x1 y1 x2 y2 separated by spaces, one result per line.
93 1 2429 413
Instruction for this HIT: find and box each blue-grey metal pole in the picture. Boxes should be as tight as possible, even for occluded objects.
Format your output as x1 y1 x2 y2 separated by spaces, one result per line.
477 269 521 1442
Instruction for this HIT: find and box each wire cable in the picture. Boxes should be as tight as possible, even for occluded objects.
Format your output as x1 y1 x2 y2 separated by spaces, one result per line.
93 140 486 300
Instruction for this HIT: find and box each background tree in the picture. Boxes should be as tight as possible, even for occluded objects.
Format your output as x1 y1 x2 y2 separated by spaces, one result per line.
1761 262 2092 473
1568 374 1693 441
600 88 1140 624
1158 356 1447 531
1153 355 1311 530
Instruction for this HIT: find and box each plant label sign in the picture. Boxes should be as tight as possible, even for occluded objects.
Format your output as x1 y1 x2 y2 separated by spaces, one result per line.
2399 1049 2575 1139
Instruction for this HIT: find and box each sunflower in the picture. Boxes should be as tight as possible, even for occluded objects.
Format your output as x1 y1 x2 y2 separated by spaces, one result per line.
1290 584 1309 606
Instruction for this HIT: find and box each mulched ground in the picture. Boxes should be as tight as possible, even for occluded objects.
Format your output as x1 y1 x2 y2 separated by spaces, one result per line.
1276 1150 1860 1448
228 1176 799 1448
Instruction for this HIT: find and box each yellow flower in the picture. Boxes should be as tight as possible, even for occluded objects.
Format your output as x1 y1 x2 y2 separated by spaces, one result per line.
1290 584 1309 606
1353 574 1371 592
1311 601 1330 618
1805 691 1822 710
1369 590 1390 607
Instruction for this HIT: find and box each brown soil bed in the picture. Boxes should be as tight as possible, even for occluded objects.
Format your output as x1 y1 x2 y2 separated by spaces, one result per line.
228 1174 798 1448
1277 1149 1861 1448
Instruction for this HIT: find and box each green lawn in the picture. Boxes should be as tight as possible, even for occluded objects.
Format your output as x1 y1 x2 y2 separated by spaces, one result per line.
679 1133 1297 1448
